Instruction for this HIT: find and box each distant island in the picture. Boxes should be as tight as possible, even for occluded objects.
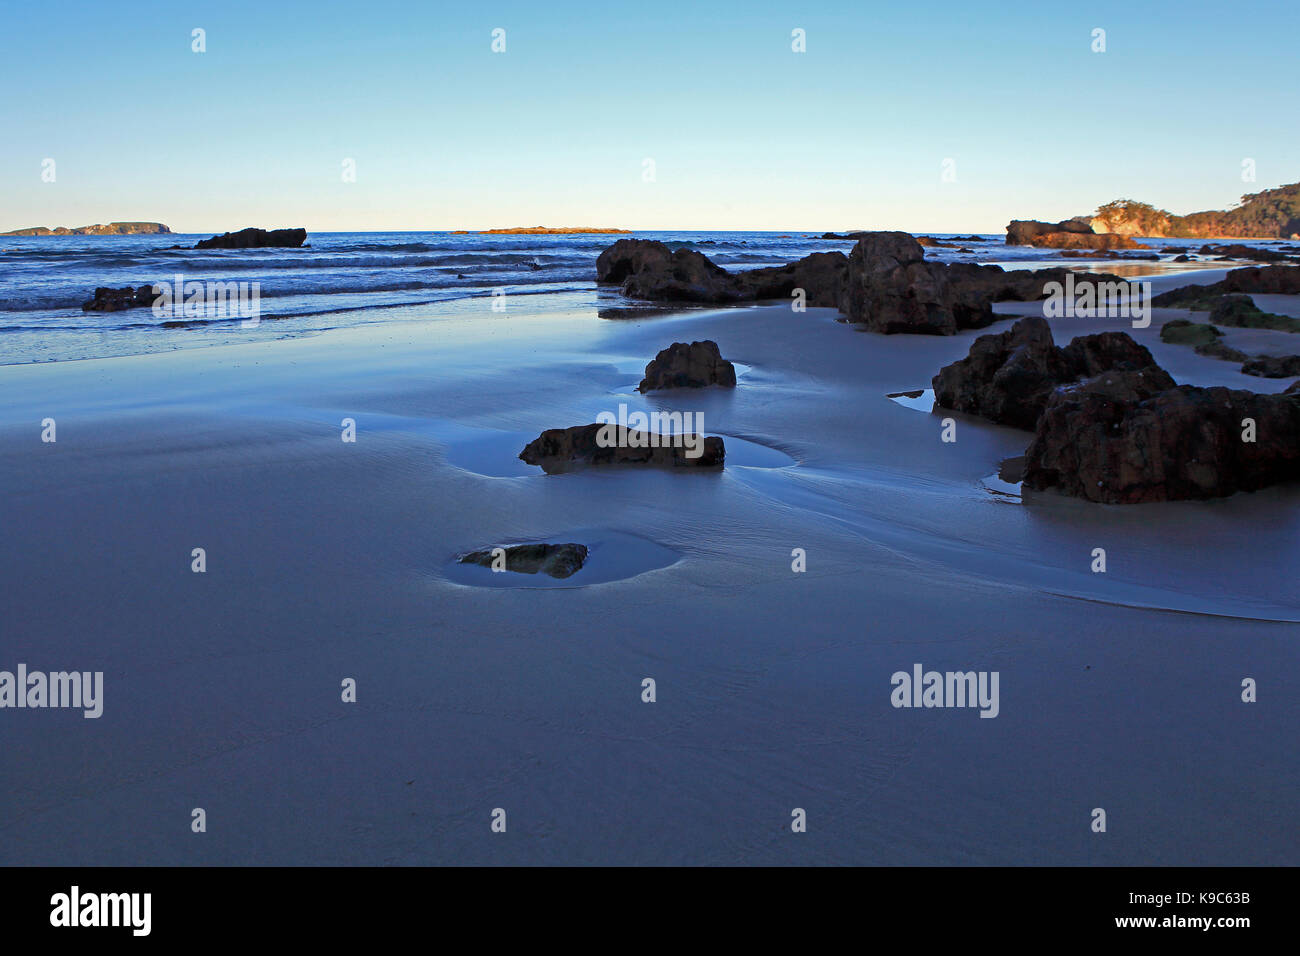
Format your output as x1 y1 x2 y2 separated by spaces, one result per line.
1 221 171 236
1091 184 1300 239
454 226 633 235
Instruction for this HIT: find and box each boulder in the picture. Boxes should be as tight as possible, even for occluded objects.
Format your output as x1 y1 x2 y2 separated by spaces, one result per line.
459 542 588 578
1024 376 1300 503
194 227 307 249
932 317 1167 430
81 285 157 312
519 423 725 474
735 251 847 306
638 340 736 391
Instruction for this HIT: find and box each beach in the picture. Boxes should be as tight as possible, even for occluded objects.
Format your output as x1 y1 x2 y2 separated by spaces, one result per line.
2 264 1296 865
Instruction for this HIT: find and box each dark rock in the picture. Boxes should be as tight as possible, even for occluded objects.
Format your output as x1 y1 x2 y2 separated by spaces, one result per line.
1024 376 1300 503
734 251 848 306
931 317 1166 430
459 542 588 578
519 423 725 474
1173 254 1192 262
638 340 736 392
1241 355 1300 378
194 227 307 249
597 238 847 305
81 285 157 312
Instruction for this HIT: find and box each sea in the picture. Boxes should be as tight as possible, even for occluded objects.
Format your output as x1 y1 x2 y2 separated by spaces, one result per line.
0 230 1270 365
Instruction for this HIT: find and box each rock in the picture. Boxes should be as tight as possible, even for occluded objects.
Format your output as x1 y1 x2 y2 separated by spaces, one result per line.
194 227 307 249
596 235 1125 335
1219 265 1300 295
1024 376 1300 503
1200 243 1289 263
596 238 847 306
638 340 736 392
459 542 588 578
1196 341 1250 362
1173 254 1192 262
1240 355 1300 378
81 285 157 312
1159 319 1222 347
519 423 725 474
842 232 1129 335
841 232 995 334
1287 381 1300 394
932 317 1167 430
735 251 848 306
1006 219 1141 249
1208 294 1300 331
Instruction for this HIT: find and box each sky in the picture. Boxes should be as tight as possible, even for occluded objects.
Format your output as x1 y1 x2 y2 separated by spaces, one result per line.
1 0 1297 233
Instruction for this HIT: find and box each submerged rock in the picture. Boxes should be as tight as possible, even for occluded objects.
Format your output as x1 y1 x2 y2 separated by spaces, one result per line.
81 285 157 312
519 423 724 474
638 340 736 392
931 317 1166 429
459 542 589 578
195 227 307 249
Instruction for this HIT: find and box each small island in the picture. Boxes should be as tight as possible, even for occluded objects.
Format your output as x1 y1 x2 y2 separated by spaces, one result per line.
1 221 170 236
462 226 632 235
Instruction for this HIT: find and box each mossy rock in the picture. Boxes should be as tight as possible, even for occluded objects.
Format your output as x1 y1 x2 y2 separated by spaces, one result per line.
1160 319 1222 346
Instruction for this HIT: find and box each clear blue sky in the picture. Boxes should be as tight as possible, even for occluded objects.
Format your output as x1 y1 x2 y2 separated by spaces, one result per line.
1 0 1296 232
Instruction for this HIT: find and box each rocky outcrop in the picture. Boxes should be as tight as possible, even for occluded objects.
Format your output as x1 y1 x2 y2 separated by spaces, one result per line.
596 234 1131 335
840 233 1130 335
2 222 170 236
931 317 1167 430
1005 219 1143 250
638 340 736 392
519 423 725 474
81 285 157 312
459 542 588 578
1023 375 1300 503
194 227 307 249
596 238 847 305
